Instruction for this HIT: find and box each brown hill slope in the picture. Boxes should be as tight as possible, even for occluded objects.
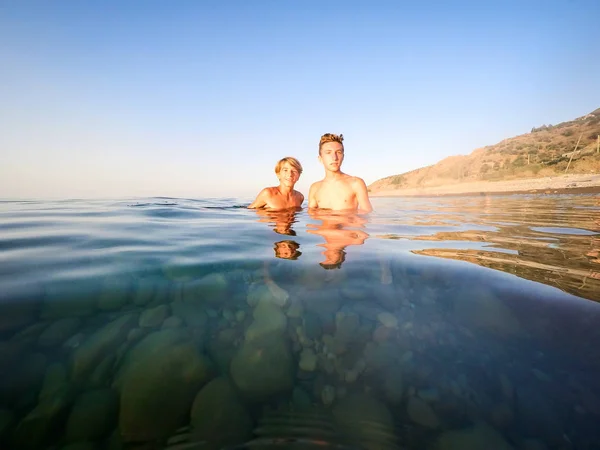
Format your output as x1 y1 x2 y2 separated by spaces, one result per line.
368 108 600 194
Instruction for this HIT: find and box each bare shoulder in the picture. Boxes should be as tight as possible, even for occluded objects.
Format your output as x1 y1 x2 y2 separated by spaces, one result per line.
309 180 323 190
350 176 367 187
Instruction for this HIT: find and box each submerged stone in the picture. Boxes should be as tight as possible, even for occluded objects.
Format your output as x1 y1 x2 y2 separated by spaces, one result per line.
39 363 68 402
435 421 513 450
118 337 212 442
190 377 253 448
0 286 41 334
65 388 118 442
38 317 82 347
71 313 137 382
230 336 293 401
182 272 228 305
1 352 47 405
407 396 440 429
132 278 155 306
170 301 208 328
0 408 15 442
138 304 169 328
97 277 133 311
333 393 395 450
11 386 73 450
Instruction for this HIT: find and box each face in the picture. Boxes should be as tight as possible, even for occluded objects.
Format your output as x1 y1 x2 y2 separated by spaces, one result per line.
277 161 301 186
319 142 344 171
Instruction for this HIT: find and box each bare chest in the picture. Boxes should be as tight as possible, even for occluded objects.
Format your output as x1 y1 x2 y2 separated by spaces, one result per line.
315 183 357 209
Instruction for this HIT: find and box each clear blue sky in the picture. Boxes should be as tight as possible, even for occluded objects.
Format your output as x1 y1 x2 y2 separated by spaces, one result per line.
1 0 599 200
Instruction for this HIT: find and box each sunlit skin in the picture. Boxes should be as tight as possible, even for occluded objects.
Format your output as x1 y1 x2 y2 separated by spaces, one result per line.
308 141 373 213
249 161 304 210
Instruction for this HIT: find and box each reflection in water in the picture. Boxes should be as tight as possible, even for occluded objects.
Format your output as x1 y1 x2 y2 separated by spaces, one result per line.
374 195 600 302
1 196 600 450
307 210 370 270
274 240 302 260
254 208 301 236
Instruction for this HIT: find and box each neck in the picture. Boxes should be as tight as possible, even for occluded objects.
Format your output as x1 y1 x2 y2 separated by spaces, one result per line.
277 184 293 196
324 169 344 180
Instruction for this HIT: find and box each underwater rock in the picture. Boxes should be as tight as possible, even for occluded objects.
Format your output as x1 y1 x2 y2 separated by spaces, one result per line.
9 322 49 347
138 304 169 328
407 396 440 429
335 311 360 344
118 339 212 442
453 287 522 337
245 300 287 342
321 385 335 406
363 342 396 372
161 316 183 328
190 377 253 449
377 312 398 328
332 393 395 450
170 301 208 328
41 281 98 320
11 385 73 450
434 421 513 450
60 443 100 450
0 286 41 334
299 349 318 372
247 282 287 308
112 328 192 389
0 408 15 442
292 387 313 410
230 335 293 401
88 354 116 389
382 366 404 404
97 277 133 311
285 298 303 318
1 352 47 405
105 429 123 450
71 313 137 382
65 388 118 442
418 387 440 403
132 278 155 306
519 438 548 450
182 272 228 305
490 402 514 429
303 312 323 340
39 363 68 402
38 318 82 347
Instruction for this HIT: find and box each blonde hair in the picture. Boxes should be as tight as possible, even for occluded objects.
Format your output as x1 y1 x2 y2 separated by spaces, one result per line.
275 156 303 175
319 133 344 154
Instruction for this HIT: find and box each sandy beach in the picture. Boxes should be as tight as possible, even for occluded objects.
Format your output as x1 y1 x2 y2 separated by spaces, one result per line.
370 173 600 197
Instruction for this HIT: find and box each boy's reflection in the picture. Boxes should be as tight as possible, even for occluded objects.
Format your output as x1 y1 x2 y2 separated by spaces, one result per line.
307 210 369 269
254 208 300 236
274 240 302 260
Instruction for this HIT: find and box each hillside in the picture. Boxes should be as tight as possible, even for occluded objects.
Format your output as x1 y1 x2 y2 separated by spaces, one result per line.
368 108 600 194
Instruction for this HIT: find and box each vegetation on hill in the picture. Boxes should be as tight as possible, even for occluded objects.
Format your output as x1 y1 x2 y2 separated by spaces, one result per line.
368 108 600 193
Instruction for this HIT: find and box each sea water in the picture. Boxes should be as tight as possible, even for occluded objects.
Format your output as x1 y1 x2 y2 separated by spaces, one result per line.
0 194 599 450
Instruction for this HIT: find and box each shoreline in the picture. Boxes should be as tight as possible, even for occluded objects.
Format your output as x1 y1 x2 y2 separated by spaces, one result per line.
370 173 600 198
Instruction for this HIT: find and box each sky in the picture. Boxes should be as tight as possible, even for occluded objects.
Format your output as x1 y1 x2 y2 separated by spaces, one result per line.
1 0 599 200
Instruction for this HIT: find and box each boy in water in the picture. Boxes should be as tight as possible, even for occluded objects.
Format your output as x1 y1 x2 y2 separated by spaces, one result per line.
308 133 373 213
249 157 305 210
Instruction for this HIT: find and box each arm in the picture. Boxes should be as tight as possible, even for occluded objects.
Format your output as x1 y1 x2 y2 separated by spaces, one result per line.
354 178 373 213
308 183 319 209
248 188 268 209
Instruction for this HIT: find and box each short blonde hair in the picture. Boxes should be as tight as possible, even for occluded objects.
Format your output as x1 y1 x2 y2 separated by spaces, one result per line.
275 156 303 175
319 133 344 154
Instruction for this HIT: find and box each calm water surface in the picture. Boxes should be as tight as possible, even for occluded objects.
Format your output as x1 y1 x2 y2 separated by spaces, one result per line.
1 194 599 450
